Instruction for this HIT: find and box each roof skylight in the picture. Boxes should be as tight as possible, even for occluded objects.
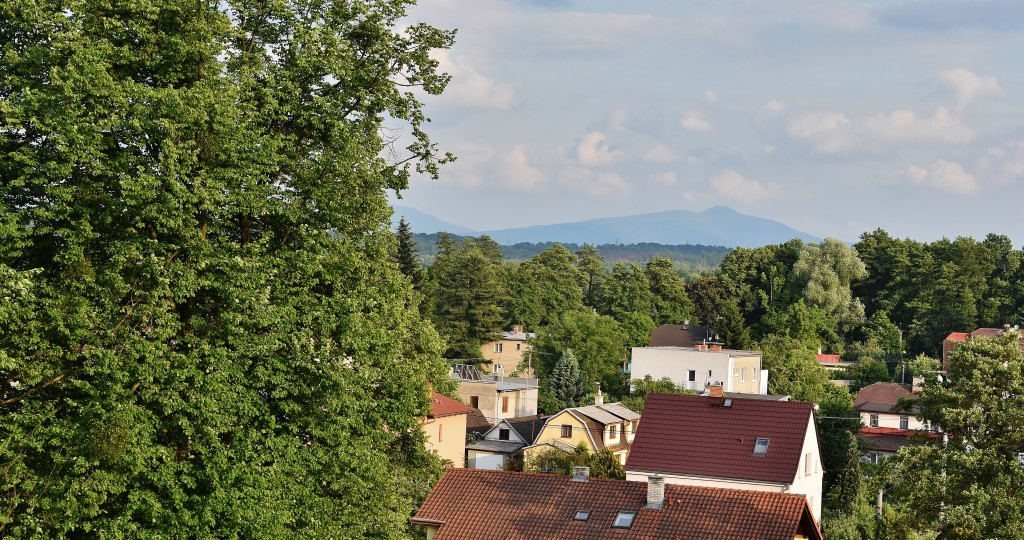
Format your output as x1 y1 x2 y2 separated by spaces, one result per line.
753 437 770 456
573 510 591 522
612 510 637 529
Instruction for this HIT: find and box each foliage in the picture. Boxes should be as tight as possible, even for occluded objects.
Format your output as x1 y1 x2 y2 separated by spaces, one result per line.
762 300 841 354
523 444 625 480
645 256 694 325
791 238 867 334
507 244 586 330
530 312 629 397
906 354 940 384
849 358 892 390
548 349 590 409
621 376 696 414
576 244 607 308
0 0 455 537
882 331 1024 539
395 218 425 288
425 234 508 358
757 334 832 402
596 262 653 321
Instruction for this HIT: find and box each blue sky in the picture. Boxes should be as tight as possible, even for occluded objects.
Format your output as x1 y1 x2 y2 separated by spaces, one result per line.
391 0 1024 242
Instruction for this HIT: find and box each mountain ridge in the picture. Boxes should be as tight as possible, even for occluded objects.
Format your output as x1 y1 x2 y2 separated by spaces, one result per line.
393 205 821 248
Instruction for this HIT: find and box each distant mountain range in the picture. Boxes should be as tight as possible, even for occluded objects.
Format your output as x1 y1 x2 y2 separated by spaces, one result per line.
392 205 821 248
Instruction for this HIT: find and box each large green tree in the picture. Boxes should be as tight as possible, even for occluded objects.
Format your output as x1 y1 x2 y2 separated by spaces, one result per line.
530 312 629 397
645 256 694 325
882 331 1024 539
507 244 586 330
0 0 454 537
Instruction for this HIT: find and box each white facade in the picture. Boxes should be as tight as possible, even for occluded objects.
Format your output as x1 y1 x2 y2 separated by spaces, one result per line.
630 346 766 394
859 411 928 431
625 415 823 521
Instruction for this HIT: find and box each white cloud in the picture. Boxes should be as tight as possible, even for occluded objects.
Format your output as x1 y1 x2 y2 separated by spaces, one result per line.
644 144 678 164
940 68 1005 114
763 99 786 114
608 107 630 132
705 90 718 103
430 50 516 110
787 107 974 154
576 131 623 167
709 169 783 204
680 110 713 132
979 140 1024 184
650 171 678 186
501 146 546 190
558 166 631 197
905 160 978 194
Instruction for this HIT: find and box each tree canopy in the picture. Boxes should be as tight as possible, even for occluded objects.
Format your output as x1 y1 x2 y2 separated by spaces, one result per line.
0 0 454 536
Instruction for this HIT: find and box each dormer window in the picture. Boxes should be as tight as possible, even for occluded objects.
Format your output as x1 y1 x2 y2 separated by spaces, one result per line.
574 510 591 522
612 510 637 529
498 428 510 441
753 437 770 456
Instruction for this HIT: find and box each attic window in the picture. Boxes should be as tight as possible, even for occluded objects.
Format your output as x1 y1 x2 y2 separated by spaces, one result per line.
753 437 770 456
574 510 591 522
612 510 637 529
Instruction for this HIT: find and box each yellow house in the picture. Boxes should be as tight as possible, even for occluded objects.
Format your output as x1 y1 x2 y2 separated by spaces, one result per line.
480 326 535 376
421 392 475 468
523 397 640 466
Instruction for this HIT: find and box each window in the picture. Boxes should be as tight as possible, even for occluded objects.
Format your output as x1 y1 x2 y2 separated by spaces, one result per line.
612 511 637 529
805 453 813 476
740 368 745 382
900 416 909 430
870 414 879 428
498 428 510 441
494 342 503 353
561 425 573 438
734 368 740 378
608 425 618 441
516 343 521 351
753 437 770 456
687 370 696 382
573 510 591 522
751 367 758 381
470 396 479 409
502 396 509 413
438 423 443 442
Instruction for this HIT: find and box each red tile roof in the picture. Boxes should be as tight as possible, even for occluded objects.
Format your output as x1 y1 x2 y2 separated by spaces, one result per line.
428 392 476 419
625 394 815 484
853 382 912 412
944 332 969 342
816 354 842 363
413 468 821 540
858 427 942 453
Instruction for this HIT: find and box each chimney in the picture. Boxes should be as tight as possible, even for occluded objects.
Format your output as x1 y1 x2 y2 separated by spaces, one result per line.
572 466 590 482
594 385 604 406
818 346 822 355
708 385 724 398
710 344 722 351
513 324 524 334
646 476 665 509
694 344 707 351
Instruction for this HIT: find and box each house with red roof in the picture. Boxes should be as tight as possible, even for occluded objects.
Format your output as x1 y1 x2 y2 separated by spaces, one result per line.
624 393 824 520
858 427 942 464
854 382 927 431
412 468 822 540
943 325 1024 366
422 391 477 468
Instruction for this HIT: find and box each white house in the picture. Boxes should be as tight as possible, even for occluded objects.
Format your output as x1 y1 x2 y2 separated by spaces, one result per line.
630 345 768 394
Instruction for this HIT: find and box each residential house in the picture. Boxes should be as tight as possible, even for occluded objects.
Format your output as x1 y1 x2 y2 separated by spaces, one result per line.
858 427 942 464
523 396 641 466
422 391 476 468
480 325 535 376
943 325 1024 367
412 468 823 540
625 393 824 520
451 363 538 423
630 345 768 394
649 322 712 347
854 382 927 431
466 415 546 470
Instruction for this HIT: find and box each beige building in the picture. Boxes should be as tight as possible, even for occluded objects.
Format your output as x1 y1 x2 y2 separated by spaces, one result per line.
480 326 535 376
522 397 641 466
452 364 538 423
421 391 475 468
631 345 767 394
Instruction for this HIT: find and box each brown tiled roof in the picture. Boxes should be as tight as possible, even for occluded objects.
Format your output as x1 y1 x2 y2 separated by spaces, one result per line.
413 468 821 540
648 323 710 347
853 382 912 412
625 394 814 484
465 407 492 432
945 332 970 342
858 427 941 453
429 391 476 419
816 354 842 363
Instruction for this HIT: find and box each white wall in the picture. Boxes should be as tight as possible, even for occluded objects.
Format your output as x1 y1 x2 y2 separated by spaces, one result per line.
631 347 730 390
789 414 824 521
860 411 927 431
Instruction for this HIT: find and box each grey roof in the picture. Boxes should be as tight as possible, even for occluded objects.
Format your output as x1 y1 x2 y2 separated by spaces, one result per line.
465 440 526 453
495 379 539 392
506 416 547 445
574 402 640 425
501 330 536 341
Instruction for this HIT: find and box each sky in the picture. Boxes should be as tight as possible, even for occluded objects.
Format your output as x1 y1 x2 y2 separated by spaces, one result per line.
389 0 1024 243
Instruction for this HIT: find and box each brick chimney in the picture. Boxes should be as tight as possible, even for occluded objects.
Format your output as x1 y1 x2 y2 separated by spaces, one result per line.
513 324 524 334
646 476 665 509
710 344 722 351
708 385 724 398
572 466 590 482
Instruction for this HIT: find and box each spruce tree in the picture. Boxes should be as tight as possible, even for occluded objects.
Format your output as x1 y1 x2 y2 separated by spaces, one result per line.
395 217 424 288
548 349 588 408
0 1 455 536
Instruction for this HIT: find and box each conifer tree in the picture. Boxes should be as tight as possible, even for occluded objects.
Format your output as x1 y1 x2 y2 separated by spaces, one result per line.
395 217 424 288
548 349 588 408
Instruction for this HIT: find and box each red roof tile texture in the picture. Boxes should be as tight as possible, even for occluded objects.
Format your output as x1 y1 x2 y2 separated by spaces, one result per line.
413 468 821 540
625 394 814 484
816 354 842 363
429 392 476 419
853 382 912 411
858 427 941 452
